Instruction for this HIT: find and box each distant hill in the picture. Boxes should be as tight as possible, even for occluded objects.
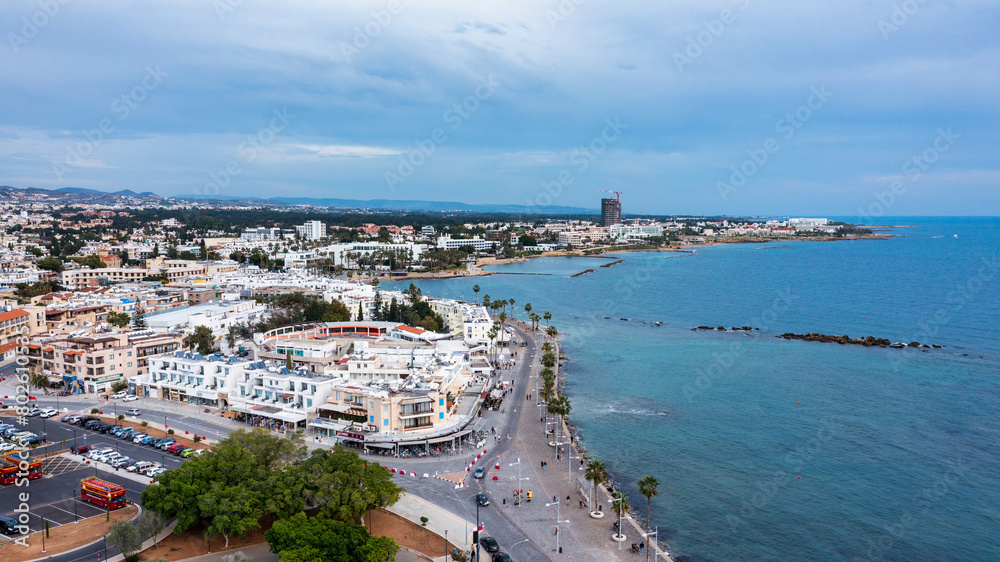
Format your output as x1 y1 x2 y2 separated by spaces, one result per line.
172 194 594 214
1 185 594 215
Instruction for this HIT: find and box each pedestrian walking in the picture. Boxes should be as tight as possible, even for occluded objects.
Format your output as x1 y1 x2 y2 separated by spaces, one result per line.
566 495 570 505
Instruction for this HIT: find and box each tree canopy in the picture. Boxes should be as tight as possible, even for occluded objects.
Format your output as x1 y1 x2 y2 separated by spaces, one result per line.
265 512 398 562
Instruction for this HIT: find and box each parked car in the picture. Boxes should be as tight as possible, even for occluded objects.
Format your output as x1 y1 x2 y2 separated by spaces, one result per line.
110 457 132 468
88 448 113 460
61 414 81 423
0 443 15 452
0 514 21 535
476 492 490 506
71 445 91 455
180 448 197 458
140 435 159 445
492 554 512 562
25 407 41 417
166 443 186 455
111 391 128 399
157 439 177 450
480 536 500 553
20 435 43 446
123 395 139 402
146 467 167 477
128 461 154 473
131 433 149 443
125 408 141 416
38 408 58 418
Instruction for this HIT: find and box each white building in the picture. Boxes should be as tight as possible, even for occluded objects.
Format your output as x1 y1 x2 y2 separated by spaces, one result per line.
296 220 327 241
137 351 338 427
436 236 495 251
145 300 268 338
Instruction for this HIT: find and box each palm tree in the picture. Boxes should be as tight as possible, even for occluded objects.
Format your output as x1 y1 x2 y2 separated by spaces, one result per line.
585 460 609 514
547 325 558 341
473 284 480 304
524 302 532 324
548 395 571 458
543 311 551 326
638 475 660 560
482 294 491 310
508 298 515 320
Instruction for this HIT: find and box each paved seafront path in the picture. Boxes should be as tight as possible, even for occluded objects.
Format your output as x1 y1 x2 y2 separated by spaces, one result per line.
346 319 672 561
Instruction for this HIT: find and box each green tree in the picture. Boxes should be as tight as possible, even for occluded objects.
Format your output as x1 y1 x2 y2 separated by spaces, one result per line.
107 311 130 328
299 446 403 523
106 520 142 559
137 510 166 549
472 284 480 304
201 483 261 548
613 492 630 527
543 311 551 326
191 325 216 355
265 512 398 562
111 381 128 393
638 474 660 560
585 460 609 514
37 256 64 272
286 350 293 370
131 307 148 330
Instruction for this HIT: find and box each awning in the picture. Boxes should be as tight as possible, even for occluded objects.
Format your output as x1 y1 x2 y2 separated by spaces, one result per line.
277 393 294 399
319 403 352 413
270 410 306 423
364 442 394 449
399 397 434 405
427 434 458 444
230 406 252 414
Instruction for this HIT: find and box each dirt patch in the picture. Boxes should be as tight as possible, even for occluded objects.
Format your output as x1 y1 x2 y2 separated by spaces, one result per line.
0 504 138 560
136 510 456 561
137 515 275 561
368 509 457 560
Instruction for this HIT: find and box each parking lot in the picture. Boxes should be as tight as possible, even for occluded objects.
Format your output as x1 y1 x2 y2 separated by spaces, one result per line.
1 455 144 535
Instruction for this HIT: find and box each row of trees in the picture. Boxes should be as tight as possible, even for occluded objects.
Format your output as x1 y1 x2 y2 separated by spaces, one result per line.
141 429 403 556
369 285 446 332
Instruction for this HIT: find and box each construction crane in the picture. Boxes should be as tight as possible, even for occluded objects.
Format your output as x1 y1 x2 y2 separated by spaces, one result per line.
599 189 623 203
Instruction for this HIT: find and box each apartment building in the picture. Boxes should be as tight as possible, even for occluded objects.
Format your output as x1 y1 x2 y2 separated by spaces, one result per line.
27 330 185 394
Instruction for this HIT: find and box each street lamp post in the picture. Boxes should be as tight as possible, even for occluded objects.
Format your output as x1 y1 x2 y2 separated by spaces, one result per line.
612 494 627 551
545 500 570 555
566 445 579 484
508 458 525 507
509 538 530 561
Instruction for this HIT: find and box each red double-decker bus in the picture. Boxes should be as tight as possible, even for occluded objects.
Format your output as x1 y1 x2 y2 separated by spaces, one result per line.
80 477 127 509
0 459 16 485
0 452 42 484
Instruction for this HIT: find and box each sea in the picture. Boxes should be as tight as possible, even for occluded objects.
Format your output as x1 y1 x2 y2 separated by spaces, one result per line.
392 217 1000 561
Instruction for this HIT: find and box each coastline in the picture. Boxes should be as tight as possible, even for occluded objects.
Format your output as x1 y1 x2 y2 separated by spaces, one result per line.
539 326 675 561
385 234 893 281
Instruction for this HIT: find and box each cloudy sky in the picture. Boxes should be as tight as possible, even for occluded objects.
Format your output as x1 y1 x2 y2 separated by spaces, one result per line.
1 0 997 216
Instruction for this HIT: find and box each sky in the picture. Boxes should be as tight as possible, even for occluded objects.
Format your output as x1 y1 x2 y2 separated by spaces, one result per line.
1 0 998 217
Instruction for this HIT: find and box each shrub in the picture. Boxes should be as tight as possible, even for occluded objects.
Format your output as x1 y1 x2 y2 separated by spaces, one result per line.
420 516 428 526
118 415 125 421
141 421 148 427
193 435 202 443
91 408 100 414
167 429 174 435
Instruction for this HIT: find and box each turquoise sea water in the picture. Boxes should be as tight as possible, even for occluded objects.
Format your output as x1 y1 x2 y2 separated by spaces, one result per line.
393 217 1000 561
